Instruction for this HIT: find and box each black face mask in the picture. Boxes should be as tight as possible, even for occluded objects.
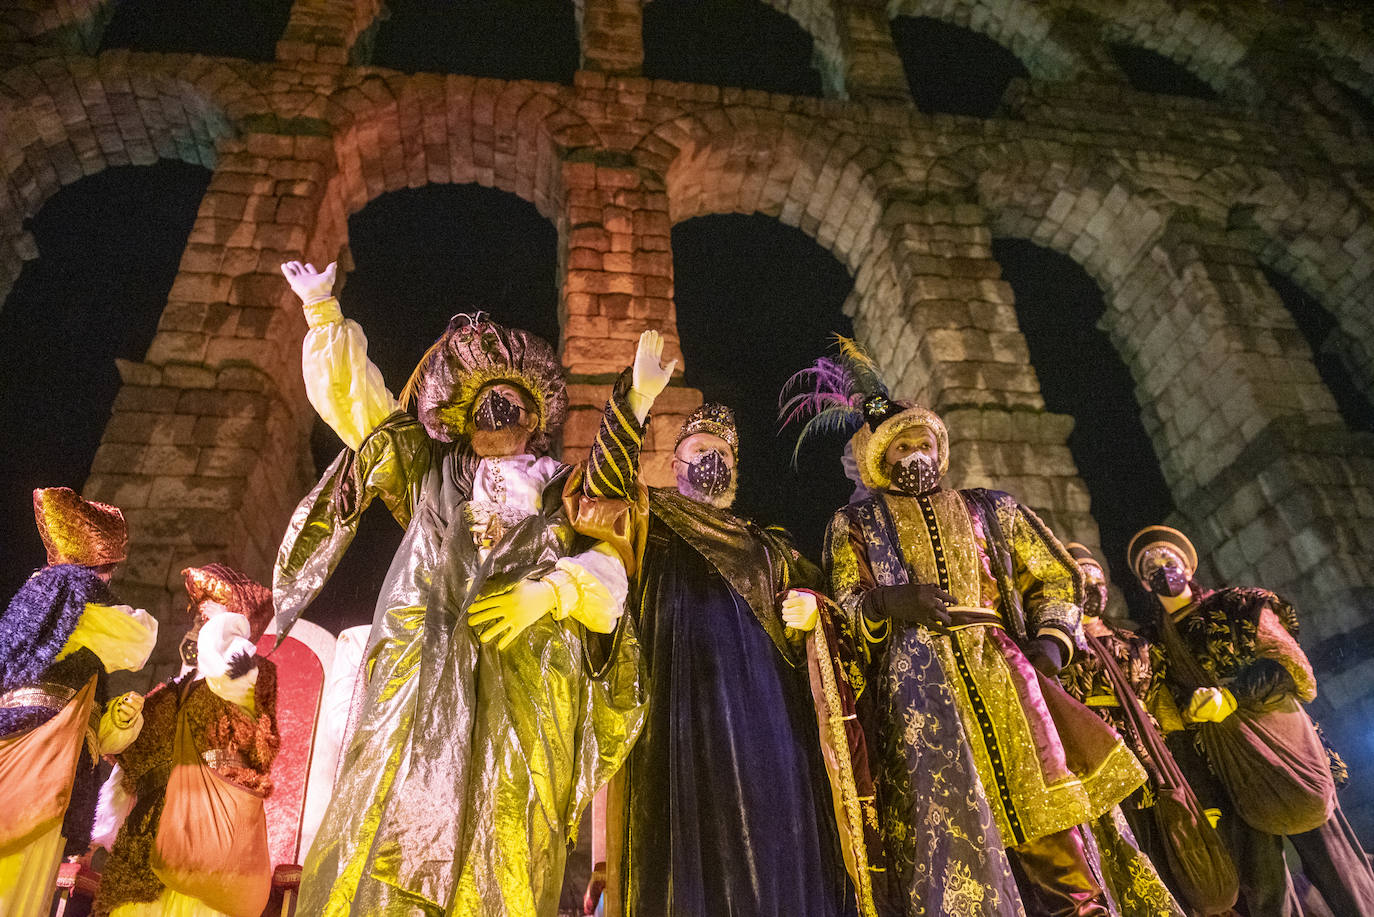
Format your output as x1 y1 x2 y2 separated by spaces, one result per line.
1149 565 1189 598
685 450 732 498
890 452 940 496
473 390 523 432
1083 584 1108 617
179 631 199 669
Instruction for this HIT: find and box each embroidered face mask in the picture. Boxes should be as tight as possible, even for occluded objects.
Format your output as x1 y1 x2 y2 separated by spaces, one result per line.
685 450 732 498
890 452 940 496
473 389 523 432
1148 565 1189 598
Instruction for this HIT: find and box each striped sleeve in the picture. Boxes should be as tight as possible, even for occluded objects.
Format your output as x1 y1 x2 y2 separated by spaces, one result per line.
585 369 645 500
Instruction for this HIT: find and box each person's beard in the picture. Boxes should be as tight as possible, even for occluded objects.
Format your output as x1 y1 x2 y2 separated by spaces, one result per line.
470 426 532 458
675 466 738 510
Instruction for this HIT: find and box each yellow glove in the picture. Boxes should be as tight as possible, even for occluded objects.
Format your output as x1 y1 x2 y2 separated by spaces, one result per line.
1184 687 1237 724
780 590 819 633
110 692 144 730
468 578 558 650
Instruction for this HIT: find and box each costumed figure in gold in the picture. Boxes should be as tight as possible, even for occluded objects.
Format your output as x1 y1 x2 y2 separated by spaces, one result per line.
274 261 644 916
1129 525 1374 917
0 488 157 917
578 331 854 917
783 341 1148 917
93 564 279 917
1058 544 1226 916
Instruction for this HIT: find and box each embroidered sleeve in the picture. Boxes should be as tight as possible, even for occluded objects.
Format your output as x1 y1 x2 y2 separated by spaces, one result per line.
1007 499 1083 652
823 509 883 697
1253 606 1317 702
584 369 644 500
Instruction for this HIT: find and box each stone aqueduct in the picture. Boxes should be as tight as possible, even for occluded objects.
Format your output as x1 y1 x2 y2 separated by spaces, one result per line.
4 0 1374 825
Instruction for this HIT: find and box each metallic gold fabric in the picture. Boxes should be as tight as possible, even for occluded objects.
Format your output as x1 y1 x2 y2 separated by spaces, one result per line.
276 414 644 917
33 487 127 567
1089 808 1185 917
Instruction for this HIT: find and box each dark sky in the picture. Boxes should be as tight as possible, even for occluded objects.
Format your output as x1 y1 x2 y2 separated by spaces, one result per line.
8 2 1346 631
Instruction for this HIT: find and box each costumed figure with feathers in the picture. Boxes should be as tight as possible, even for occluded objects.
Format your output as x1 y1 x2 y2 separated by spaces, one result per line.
273 262 644 916
1129 525 1374 916
93 564 279 917
782 339 1162 917
0 488 157 917
578 331 855 917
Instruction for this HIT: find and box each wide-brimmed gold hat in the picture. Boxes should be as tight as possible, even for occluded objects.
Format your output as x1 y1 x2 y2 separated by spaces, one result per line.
1126 525 1198 580
849 402 949 491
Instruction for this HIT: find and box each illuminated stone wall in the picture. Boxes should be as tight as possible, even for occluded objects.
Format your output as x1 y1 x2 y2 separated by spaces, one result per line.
3 0 1373 827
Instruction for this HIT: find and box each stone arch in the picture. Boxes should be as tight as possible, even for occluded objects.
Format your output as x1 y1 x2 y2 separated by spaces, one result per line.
633 105 919 390
1082 0 1264 104
0 54 256 309
886 0 1088 82
0 0 111 50
757 0 842 88
1204 162 1374 400
321 74 597 229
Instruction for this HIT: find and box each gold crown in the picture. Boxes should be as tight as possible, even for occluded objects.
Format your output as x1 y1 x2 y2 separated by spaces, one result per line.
675 403 739 459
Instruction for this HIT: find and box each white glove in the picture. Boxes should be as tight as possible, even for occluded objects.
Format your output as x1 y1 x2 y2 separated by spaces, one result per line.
1184 686 1237 724
781 590 819 632
628 329 677 423
197 612 258 679
281 260 337 305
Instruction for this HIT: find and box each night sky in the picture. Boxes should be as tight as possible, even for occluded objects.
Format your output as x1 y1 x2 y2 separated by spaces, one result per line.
5 4 1363 631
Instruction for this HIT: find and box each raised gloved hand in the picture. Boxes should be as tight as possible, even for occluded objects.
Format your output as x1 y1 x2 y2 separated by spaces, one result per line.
1184 686 1237 724
859 583 955 632
280 260 337 306
628 329 677 423
1231 657 1297 708
781 590 819 632
1025 636 1067 676
468 577 557 650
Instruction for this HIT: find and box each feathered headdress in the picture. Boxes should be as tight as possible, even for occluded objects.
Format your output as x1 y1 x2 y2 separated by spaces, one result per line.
780 336 948 491
778 336 899 463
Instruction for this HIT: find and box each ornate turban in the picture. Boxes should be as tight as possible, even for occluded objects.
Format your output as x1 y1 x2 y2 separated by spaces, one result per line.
183 563 274 641
33 487 128 568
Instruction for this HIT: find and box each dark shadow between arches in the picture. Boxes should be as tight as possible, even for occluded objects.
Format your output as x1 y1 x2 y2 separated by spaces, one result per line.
306 183 560 635
1107 42 1219 100
643 0 823 97
100 0 291 60
890 16 1030 118
992 238 1177 605
367 0 578 82
672 213 853 560
0 162 212 600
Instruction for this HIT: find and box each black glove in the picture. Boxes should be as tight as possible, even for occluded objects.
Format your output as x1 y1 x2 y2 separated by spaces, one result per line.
1025 636 1066 676
860 583 956 632
1231 657 1297 709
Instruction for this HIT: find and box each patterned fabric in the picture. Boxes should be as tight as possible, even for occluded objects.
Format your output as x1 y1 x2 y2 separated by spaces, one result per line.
585 371 643 501
33 487 128 567
826 502 1026 916
1060 620 1164 784
1089 808 1186 917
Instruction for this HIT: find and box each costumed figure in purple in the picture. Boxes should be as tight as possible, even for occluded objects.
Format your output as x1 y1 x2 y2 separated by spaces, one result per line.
273 262 643 917
783 339 1150 917
578 331 855 917
1057 543 1225 916
0 488 157 917
93 564 279 917
1129 525 1374 916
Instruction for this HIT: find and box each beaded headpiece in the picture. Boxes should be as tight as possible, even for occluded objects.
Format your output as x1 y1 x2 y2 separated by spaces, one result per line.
1126 525 1198 581
675 402 739 460
399 312 568 454
33 487 128 567
184 563 274 641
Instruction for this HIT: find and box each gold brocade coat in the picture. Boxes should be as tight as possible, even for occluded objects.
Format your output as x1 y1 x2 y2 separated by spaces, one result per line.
830 489 1145 850
274 412 645 917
